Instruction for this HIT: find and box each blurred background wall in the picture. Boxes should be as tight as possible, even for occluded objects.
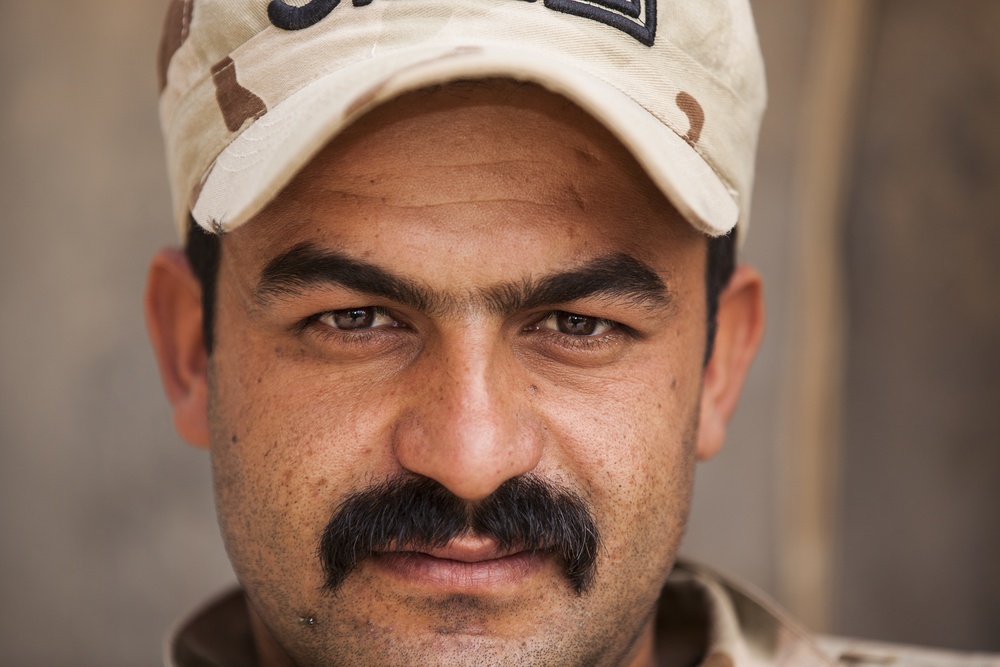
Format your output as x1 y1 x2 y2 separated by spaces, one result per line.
0 1 997 665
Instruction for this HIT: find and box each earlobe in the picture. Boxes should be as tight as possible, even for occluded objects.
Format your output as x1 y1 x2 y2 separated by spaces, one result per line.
696 264 765 461
144 248 211 448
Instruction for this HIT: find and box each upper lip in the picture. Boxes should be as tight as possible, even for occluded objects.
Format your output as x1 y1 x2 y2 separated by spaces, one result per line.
402 536 519 563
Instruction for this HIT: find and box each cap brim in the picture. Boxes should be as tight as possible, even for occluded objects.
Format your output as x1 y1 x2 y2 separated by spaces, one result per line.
191 43 738 238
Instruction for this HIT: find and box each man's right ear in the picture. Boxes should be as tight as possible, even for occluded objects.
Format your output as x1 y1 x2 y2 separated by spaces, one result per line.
145 248 211 448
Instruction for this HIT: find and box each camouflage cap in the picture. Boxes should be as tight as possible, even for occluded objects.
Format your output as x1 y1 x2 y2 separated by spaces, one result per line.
158 0 766 240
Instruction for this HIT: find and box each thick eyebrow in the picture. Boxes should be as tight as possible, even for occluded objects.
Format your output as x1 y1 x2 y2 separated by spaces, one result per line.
256 243 436 311
255 243 670 315
482 254 670 314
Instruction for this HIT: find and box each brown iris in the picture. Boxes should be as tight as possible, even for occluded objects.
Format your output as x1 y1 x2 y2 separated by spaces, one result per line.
556 313 600 336
331 308 376 330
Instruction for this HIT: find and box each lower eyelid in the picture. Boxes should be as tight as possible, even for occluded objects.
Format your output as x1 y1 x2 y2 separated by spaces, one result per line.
309 322 409 349
545 330 626 354
531 323 623 343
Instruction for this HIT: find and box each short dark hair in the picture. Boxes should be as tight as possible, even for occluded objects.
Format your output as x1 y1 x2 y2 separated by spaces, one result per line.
704 226 736 363
184 217 736 362
185 216 222 353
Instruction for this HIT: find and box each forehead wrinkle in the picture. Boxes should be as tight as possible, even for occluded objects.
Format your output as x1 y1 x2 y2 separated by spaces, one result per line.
298 187 564 211
304 153 575 209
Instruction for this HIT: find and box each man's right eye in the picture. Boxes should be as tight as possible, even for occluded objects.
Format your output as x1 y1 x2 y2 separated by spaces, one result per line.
317 307 397 331
532 311 617 337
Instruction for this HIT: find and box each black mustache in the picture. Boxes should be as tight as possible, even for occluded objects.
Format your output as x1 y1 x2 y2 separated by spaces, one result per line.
318 475 601 594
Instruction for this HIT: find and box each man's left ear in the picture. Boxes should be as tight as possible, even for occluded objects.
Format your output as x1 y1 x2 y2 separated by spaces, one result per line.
696 264 765 461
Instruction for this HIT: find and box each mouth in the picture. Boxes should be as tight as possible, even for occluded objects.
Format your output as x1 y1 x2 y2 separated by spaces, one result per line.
370 537 549 591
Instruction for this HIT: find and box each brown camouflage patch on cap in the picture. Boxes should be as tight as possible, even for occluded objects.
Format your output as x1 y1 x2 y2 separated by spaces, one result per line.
157 0 194 93
210 57 268 133
700 651 735 667
676 91 705 146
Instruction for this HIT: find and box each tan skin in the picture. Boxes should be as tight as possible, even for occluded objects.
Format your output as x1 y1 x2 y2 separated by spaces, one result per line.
146 82 764 667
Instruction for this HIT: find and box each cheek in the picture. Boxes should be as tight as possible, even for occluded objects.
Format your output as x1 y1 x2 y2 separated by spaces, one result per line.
528 374 697 623
205 340 406 601
534 350 701 568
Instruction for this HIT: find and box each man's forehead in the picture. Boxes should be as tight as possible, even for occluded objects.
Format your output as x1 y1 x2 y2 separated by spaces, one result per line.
270 80 645 192
278 85 609 199
226 80 698 268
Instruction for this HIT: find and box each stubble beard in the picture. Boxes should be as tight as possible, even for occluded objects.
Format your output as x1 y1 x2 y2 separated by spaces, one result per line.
210 370 701 667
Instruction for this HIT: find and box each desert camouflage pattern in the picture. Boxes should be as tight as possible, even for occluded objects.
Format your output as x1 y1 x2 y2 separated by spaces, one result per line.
156 0 766 239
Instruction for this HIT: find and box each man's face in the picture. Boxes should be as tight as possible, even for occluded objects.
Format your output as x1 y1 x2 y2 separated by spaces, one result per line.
204 83 710 667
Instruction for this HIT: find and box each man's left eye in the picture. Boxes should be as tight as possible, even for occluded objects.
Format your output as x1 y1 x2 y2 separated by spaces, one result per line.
537 311 615 337
317 307 396 331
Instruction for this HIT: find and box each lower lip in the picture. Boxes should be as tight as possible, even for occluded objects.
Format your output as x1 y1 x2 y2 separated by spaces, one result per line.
369 551 547 591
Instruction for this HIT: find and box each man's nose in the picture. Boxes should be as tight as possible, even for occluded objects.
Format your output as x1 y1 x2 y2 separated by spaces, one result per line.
392 332 544 502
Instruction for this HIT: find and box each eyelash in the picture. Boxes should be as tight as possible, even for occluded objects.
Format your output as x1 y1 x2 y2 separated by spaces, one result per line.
301 308 633 351
312 326 389 349
301 307 407 348
525 312 632 350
